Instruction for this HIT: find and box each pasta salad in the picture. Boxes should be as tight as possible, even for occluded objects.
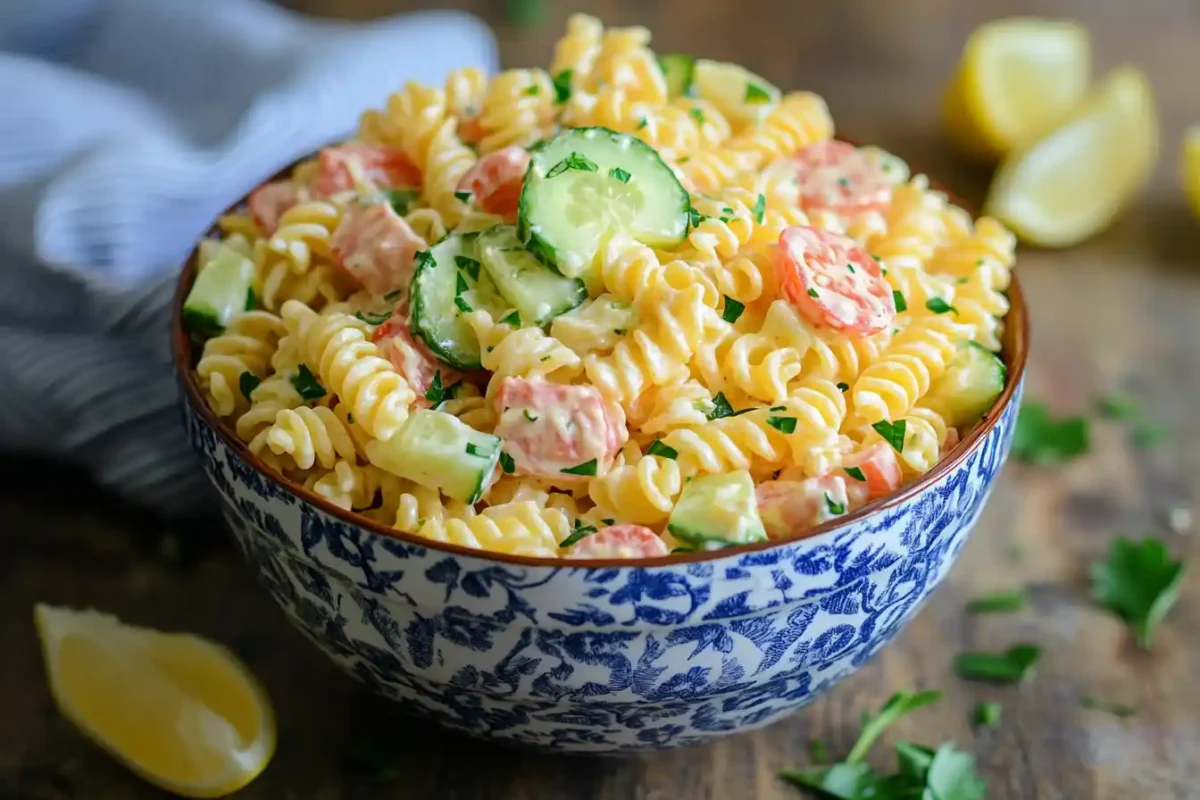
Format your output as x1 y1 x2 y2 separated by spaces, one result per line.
185 15 1014 559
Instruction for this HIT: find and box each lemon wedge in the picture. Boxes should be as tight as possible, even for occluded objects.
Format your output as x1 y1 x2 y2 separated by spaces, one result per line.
1183 126 1200 220
984 66 1159 247
943 18 1091 160
34 605 275 798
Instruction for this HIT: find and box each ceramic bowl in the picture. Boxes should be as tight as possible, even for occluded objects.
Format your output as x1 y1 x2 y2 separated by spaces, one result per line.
173 195 1028 754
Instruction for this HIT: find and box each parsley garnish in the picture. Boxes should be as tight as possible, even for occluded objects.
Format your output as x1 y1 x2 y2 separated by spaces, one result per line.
424 371 445 404
1012 401 1089 463
687 205 710 229
844 466 866 482
706 392 735 420
559 519 598 549
872 419 907 452
744 81 772 104
767 416 796 434
238 372 261 399
613 328 627 336
752 193 766 224
465 442 489 457
955 644 1042 683
670 546 695 554
454 190 472 204
837 382 849 392
499 310 521 327
291 364 326 401
455 255 481 281
1080 697 1136 718
1095 393 1139 419
499 451 516 474
893 290 907 312
688 107 705 125
245 287 257 311
1090 536 1185 649
545 151 598 179
647 439 679 459
925 297 957 315
383 289 404 302
807 287 819 298
552 69 573 104
354 309 393 325
523 410 538 422
523 84 540 96
561 459 598 476
847 263 856 274
825 493 846 515
636 116 648 131
973 703 1002 728
601 518 614 525
722 296 745 323
384 188 420 215
454 272 472 313
609 167 632 184
965 589 1026 614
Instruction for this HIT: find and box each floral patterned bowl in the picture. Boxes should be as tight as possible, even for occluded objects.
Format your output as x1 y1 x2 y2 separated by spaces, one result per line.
173 228 1028 755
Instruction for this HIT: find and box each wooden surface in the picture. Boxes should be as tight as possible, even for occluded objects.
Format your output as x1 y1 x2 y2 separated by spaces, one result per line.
3 0 1200 797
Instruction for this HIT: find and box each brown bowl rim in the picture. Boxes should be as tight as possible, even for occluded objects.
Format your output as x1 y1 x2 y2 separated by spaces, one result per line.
171 160 1029 569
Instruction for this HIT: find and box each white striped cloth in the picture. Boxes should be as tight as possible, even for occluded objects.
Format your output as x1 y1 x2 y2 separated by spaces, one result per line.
0 0 498 517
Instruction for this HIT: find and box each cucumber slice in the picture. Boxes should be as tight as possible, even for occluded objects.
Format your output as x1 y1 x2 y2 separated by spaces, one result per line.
692 59 780 126
924 341 1007 427
667 470 767 550
183 243 256 339
477 225 587 326
658 53 696 97
365 409 500 504
411 234 506 370
518 127 689 279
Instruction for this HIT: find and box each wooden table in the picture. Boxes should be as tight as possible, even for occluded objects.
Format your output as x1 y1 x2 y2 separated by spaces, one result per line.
3 0 1199 797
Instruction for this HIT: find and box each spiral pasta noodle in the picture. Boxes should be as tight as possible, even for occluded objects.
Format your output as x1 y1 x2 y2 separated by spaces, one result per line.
851 314 970 424
197 311 287 417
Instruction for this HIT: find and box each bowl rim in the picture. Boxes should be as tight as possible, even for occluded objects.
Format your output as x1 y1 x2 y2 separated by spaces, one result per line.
171 160 1030 569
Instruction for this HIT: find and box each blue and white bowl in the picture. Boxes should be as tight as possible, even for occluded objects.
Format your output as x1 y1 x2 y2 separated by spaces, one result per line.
173 226 1028 756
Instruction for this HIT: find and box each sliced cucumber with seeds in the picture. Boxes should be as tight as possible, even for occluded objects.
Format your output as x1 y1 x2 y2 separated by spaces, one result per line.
658 53 696 97
183 243 256 339
477 225 586 326
518 127 689 279
410 233 506 370
693 59 780 126
365 409 500 504
924 341 1007 427
667 470 767 550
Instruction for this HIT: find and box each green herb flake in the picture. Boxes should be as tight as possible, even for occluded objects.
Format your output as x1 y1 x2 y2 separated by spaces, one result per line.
973 702 1002 728
955 644 1042 683
245 287 257 311
465 442 488 457
238 371 261 399
522 84 540 96
1012 401 1090 464
453 271 472 313
636 116 648 131
354 309 393 325
523 410 538 422
1080 697 1136 718
808 738 831 764
825 493 846 515
454 190 472 204
687 205 711 229
609 166 632 184
925 297 958 315
601 518 615 525
499 310 521 327
872 419 907 453
499 451 516 474
561 458 598 477
646 439 679 459
847 263 856 274
290 364 327 401
837 382 850 392
1133 422 1166 449
559 520 598 549
455 255 481 282
670 546 695 554
613 328 627 336
707 392 735 420
545 151 599 179
965 589 1027 614
767 416 797 434
424 371 445 404
688 107 706 125
1094 393 1139 419
893 290 907 312
1090 536 1185 649
807 287 819 298
384 188 420 215
752 193 766 225
383 289 404 302
722 296 745 324
744 81 773 104
844 466 866 482
552 69 573 104
454 296 472 313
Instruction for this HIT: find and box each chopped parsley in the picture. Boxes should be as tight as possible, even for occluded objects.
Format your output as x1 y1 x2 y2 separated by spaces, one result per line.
925 297 957 315
238 371 261 399
454 190 472 205
454 255 481 281
454 272 472 313
646 439 679 459
522 84 540 96
559 519 598 549
636 116 648 131
722 296 745 323
601 518 614 526
424 371 446 404
837 382 850 392
766 416 796 434
752 193 766 224
954 644 1042 683
465 442 490 457
825 493 846 515
769 405 786 412
545 151 598 179
383 289 404 302
499 310 521 327
687 205 711 229
561 459 598 477
807 287 819 298
872 419 907 453
706 392 735 420
613 328 627 336
384 188 420 215
893 290 907 312
609 166 632 184
1095 393 1139 420
1090 536 1185 649
354 309 393 325
847 263 856 274
965 589 1027 614
499 451 516 474
844 466 866 482
290 364 326 401
551 69 573 104
973 703 1002 728
1012 401 1089 463
744 81 773 104
245 287 257 311
688 107 706 125
523 410 538 422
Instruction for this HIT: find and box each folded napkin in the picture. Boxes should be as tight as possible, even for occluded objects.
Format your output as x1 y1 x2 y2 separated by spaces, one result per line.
0 0 498 517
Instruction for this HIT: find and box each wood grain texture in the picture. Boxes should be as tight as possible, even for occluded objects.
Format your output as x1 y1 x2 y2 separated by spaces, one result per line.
3 0 1200 797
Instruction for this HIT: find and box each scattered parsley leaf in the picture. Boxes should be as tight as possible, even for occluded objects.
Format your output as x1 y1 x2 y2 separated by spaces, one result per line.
825 493 846 515
893 290 907 312
454 272 472 313
454 190 472 204
965 589 1027 614
872 419 907 453
836 382 849 392
670 546 695 554
1133 422 1166 449
454 296 472 313
290 364 326 401
245 287 257 311
1012 401 1090 464
636 116 648 131
465 442 490 457
925 297 958 315
238 371 261 399
552 69 573 104
647 439 679 459
523 84 540 96
722 296 745 323
688 106 706 124
499 310 521 327
424 371 445 404
955 644 1042 683
546 151 598 179
455 255 481 282
499 451 516 474
767 416 797 434
809 739 831 764
687 205 711 229
752 193 766 224
355 309 393 325
384 188 420 215
559 521 597 549
383 289 404 302
1080 697 1136 718
807 287 819 298
561 458 598 476
844 466 866 482
1090 536 1185 649
744 81 773 104
973 703 1002 728
707 392 735 420
609 166 632 184
1095 393 1140 420
523 410 538 422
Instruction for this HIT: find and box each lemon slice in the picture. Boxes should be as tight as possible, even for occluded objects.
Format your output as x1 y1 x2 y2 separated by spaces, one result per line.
34 605 275 798
943 18 1091 160
984 66 1158 247
1183 125 1200 219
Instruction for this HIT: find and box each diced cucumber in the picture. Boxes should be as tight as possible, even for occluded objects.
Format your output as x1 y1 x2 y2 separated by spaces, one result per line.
658 53 696 97
924 341 1007 427
518 127 689 279
692 59 780 126
183 242 256 339
410 234 506 370
477 225 587 326
667 470 767 550
365 409 500 503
